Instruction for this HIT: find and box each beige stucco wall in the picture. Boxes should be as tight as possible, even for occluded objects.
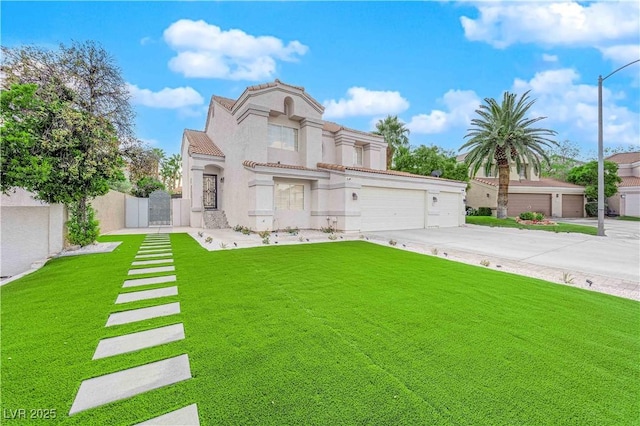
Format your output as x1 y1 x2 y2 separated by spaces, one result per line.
93 190 126 234
1 188 66 277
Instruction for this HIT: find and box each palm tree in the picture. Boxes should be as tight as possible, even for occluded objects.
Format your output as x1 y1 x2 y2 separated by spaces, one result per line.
373 115 410 169
460 91 557 219
160 154 181 191
150 148 166 179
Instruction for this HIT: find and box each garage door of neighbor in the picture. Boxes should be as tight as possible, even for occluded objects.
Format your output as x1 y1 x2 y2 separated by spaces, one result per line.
507 194 551 217
360 187 425 231
562 194 584 217
438 192 460 227
625 193 640 217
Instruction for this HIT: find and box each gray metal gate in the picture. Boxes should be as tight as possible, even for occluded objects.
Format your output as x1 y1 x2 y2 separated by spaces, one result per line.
148 190 171 226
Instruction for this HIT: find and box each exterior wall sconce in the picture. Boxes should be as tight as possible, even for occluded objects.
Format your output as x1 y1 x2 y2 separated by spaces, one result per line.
621 194 626 199
556 193 559 198
220 177 225 183
352 192 358 200
432 196 438 203
486 193 490 198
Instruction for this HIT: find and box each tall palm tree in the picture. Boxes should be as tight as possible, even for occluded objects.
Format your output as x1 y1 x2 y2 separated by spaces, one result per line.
373 115 410 169
460 91 557 219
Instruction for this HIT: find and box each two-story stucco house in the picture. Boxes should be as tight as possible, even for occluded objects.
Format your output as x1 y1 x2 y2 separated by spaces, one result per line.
606 152 640 217
457 153 586 218
181 80 467 232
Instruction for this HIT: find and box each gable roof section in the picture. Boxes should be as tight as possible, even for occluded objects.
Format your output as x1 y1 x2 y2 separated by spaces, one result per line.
474 177 584 189
184 129 225 157
606 152 640 165
322 121 382 139
212 95 236 111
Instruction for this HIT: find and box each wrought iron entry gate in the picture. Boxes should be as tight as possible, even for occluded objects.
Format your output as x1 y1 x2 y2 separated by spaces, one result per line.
148 190 171 226
203 174 217 210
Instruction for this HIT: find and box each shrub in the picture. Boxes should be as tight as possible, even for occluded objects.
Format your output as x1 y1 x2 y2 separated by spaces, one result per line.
241 227 252 235
389 239 397 246
262 237 270 245
233 225 243 232
258 230 271 239
328 234 337 240
320 226 335 233
519 211 536 221
131 177 165 198
67 203 100 247
204 236 213 244
477 207 492 216
534 212 544 221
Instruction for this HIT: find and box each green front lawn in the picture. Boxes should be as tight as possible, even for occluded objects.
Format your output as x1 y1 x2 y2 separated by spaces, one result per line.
466 216 599 235
618 215 640 221
2 235 638 424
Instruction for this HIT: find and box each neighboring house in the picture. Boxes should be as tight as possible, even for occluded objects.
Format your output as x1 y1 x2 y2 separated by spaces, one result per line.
181 80 467 232
606 152 640 217
457 153 586 218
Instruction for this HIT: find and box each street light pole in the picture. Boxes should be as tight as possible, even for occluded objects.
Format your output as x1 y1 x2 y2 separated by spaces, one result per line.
596 59 639 237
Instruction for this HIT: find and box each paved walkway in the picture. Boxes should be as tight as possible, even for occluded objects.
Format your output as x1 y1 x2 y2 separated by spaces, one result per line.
69 234 200 425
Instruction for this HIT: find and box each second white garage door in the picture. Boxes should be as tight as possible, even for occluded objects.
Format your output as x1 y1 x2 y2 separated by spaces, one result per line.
624 193 640 217
360 187 425 231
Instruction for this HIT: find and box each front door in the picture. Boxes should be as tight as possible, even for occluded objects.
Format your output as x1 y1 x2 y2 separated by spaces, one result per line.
203 174 217 210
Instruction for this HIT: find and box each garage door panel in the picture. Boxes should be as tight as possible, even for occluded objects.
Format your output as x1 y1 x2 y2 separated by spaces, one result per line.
562 194 584 218
507 194 551 217
360 187 424 231
625 193 640 217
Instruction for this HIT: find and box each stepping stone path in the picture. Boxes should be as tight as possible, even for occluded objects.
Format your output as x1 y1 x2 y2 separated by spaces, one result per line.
70 234 200 424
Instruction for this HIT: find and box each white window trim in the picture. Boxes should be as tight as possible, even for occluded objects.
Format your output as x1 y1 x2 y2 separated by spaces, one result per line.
268 124 298 152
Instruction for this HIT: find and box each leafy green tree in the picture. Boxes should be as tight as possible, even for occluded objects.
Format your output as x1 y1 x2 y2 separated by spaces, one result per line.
132 177 166 198
460 91 557 218
393 145 469 182
373 115 410 169
541 139 583 181
567 160 622 200
160 154 182 192
1 42 135 245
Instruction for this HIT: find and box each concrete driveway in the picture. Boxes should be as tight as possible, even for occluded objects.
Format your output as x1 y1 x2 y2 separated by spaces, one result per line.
370 219 640 285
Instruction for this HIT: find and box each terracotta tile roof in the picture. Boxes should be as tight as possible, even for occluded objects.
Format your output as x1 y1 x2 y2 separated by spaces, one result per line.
242 161 317 171
184 129 225 157
474 177 584 189
322 121 381 139
246 79 305 92
317 163 463 182
606 152 640 165
619 176 640 187
212 95 236 111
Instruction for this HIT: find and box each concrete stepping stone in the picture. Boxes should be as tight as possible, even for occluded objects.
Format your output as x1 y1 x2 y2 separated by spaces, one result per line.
69 354 191 415
136 404 200 425
135 253 173 259
115 286 178 304
132 259 174 266
128 266 175 276
138 249 172 254
123 275 176 288
141 242 171 246
140 243 172 247
93 323 185 359
106 302 180 326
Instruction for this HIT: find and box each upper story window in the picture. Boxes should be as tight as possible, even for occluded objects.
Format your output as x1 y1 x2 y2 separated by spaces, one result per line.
268 124 298 151
354 146 363 166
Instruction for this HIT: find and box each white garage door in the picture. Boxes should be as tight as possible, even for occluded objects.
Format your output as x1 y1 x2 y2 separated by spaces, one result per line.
438 192 460 227
624 193 640 217
360 187 425 231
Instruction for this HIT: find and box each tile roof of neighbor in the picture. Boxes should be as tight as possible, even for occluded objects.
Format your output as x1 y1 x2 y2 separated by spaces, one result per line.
184 129 225 157
474 177 584 188
620 176 640 187
317 163 462 182
606 152 640 164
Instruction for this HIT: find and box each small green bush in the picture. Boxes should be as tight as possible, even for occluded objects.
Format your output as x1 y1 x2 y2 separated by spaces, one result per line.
131 177 166 198
67 203 100 247
519 211 535 221
241 227 252 235
233 224 243 232
477 207 492 216
534 212 544 221
258 230 271 239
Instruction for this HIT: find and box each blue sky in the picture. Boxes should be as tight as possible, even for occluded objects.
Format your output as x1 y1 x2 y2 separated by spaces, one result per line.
2 1 639 159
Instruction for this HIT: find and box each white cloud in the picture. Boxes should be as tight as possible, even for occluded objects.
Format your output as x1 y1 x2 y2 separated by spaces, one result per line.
599 44 640 65
512 68 639 145
406 90 481 134
460 2 640 62
322 87 409 119
163 19 308 80
542 54 558 62
127 83 204 109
